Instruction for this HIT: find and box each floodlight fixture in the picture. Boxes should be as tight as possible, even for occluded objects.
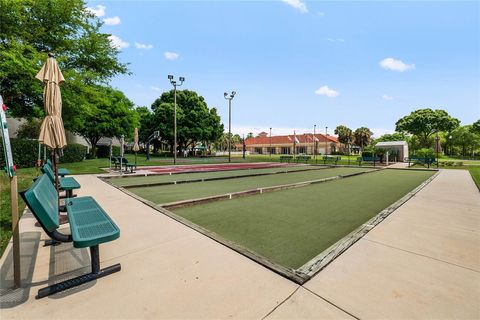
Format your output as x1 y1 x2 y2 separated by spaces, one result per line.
167 75 186 165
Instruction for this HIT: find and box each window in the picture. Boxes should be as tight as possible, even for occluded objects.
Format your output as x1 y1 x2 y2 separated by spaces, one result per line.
281 147 291 154
254 147 263 154
297 146 306 154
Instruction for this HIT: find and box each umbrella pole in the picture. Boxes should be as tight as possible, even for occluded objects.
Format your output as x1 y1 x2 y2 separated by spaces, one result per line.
52 151 67 224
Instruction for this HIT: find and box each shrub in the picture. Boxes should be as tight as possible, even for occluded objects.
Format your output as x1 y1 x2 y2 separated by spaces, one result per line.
0 138 87 168
361 151 375 158
62 144 87 163
415 148 436 158
0 138 38 168
96 145 120 158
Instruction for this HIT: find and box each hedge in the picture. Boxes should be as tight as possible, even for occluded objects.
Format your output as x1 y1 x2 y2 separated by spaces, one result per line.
0 138 87 168
96 145 120 158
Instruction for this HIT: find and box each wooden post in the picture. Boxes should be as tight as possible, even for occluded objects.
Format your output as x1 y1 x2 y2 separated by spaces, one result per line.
1 96 21 288
10 175 21 288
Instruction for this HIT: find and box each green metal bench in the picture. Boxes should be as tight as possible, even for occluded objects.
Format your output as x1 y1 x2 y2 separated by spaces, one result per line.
46 159 70 177
357 156 380 166
43 161 80 198
295 155 311 163
280 155 293 163
113 157 136 173
20 175 121 299
407 157 436 168
323 155 341 165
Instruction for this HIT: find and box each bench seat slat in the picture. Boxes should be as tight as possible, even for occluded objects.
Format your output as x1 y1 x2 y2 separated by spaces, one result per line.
67 196 120 248
59 177 81 190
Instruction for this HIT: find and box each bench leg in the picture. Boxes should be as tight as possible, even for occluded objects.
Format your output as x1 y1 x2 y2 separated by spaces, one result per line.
43 239 61 247
36 245 121 299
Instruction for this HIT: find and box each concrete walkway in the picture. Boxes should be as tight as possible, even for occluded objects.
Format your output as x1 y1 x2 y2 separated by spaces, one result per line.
1 169 479 319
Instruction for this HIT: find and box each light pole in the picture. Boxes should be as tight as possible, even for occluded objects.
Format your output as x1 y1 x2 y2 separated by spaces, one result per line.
224 91 236 163
436 131 440 168
314 124 317 162
168 75 185 165
269 127 272 158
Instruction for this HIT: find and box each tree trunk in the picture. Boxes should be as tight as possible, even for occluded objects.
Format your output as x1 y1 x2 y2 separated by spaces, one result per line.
89 137 100 157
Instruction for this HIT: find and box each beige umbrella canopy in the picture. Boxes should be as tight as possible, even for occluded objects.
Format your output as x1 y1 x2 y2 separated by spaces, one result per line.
35 54 67 150
133 128 140 152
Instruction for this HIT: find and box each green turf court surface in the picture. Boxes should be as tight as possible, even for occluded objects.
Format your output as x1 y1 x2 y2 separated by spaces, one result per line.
127 167 372 204
172 169 435 270
109 165 320 187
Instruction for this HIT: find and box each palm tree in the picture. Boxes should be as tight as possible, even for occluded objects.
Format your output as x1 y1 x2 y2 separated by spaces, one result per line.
354 127 373 151
334 125 353 153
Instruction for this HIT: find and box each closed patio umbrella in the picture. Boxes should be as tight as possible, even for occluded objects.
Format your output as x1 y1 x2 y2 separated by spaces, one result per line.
36 53 67 223
133 127 140 166
36 53 67 150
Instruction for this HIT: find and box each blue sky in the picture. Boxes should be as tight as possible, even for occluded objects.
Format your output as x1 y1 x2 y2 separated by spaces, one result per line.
87 0 479 137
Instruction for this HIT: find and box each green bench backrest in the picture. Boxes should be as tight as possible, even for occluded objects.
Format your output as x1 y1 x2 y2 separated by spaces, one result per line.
43 162 56 182
23 175 59 232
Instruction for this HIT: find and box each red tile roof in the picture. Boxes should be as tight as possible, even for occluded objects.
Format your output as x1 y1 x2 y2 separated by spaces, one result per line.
245 133 338 146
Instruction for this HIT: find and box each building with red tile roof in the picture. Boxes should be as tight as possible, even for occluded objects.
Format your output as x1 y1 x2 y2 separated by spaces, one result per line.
240 132 341 155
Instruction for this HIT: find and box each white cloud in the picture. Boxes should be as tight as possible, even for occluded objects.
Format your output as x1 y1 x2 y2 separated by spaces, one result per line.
315 85 340 98
164 52 179 60
104 16 121 26
150 86 160 91
380 57 415 72
135 42 153 50
282 0 308 13
86 5 106 17
108 35 129 49
327 38 345 43
382 94 394 101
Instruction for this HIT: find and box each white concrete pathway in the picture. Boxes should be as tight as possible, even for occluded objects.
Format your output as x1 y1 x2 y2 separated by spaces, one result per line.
1 169 479 319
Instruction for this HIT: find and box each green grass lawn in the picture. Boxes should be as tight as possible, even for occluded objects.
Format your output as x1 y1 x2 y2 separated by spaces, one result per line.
172 169 435 270
109 165 320 187
129 167 373 204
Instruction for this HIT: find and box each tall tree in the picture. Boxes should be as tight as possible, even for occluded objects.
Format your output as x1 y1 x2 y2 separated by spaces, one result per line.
0 0 128 122
74 86 139 156
450 125 479 157
395 109 460 148
472 119 480 135
150 90 223 155
374 132 408 143
334 125 353 153
353 127 373 150
135 107 154 144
